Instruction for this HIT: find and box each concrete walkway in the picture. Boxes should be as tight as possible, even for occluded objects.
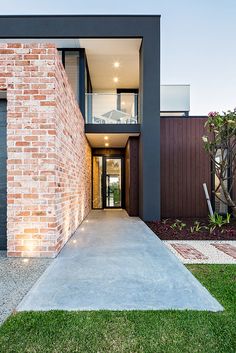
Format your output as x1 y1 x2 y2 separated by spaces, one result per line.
18 210 223 312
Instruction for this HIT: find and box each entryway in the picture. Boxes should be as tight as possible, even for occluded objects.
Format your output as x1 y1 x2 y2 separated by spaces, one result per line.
92 154 124 209
17 210 223 311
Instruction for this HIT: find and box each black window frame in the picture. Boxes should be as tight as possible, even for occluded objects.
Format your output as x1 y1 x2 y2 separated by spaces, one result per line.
58 48 93 118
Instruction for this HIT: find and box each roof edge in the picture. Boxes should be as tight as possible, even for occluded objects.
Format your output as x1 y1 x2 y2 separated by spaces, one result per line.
0 14 161 18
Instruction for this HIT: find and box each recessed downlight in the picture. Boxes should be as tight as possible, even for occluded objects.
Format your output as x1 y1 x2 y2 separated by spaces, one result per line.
113 61 120 68
113 77 119 83
105 142 109 147
104 136 109 140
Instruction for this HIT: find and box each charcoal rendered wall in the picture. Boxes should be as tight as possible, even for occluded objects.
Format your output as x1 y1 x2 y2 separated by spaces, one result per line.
125 137 139 216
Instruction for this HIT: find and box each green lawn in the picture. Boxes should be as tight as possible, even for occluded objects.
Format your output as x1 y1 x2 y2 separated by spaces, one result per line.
0 265 235 353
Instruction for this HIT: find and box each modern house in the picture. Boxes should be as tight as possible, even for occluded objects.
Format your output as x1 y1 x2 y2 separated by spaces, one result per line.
0 15 233 257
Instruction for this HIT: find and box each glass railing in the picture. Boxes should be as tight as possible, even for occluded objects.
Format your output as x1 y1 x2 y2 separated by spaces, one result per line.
85 93 138 124
160 85 190 114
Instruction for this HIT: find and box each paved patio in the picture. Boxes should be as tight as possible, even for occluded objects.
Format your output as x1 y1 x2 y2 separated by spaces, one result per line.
18 210 223 312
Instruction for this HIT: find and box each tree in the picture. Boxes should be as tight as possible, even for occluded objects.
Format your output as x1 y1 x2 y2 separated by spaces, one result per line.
202 109 236 217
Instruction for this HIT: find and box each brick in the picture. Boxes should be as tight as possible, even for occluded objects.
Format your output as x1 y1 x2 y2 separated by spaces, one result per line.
24 54 39 60
24 228 39 234
7 43 22 48
0 49 15 54
171 243 208 260
33 95 46 100
211 243 236 260
16 141 30 146
40 101 56 106
24 136 38 141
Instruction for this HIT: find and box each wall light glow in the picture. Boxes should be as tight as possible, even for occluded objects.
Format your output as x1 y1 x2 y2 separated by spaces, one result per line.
113 61 120 68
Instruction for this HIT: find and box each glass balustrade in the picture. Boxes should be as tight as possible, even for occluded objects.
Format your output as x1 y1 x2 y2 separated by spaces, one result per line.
85 93 138 124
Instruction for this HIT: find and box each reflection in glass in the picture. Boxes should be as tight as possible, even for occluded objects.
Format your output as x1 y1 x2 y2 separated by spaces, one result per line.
106 159 122 207
85 93 138 124
93 156 103 209
119 93 137 118
64 51 80 100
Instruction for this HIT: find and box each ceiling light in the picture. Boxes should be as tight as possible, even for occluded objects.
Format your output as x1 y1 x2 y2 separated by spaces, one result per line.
113 61 120 68
113 77 119 83
104 136 109 140
105 142 109 147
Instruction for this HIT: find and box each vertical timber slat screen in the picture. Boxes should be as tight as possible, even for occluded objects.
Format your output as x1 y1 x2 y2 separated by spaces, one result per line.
160 117 211 218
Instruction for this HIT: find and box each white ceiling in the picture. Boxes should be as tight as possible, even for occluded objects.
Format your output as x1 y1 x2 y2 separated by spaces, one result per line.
1 38 141 90
86 133 139 148
80 39 141 91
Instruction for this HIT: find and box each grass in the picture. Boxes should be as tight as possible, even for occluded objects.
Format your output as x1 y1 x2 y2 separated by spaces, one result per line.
0 265 235 353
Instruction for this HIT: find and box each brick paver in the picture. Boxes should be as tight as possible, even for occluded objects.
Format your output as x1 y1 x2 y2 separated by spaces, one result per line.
171 243 208 260
211 243 236 260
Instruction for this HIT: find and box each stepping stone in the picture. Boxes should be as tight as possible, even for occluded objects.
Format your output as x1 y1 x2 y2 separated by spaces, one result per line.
171 243 208 260
211 243 236 260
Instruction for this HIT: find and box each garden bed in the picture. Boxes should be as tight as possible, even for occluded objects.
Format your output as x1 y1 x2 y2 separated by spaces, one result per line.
146 218 236 240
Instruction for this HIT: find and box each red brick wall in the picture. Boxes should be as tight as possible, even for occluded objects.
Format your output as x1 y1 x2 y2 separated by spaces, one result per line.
0 43 91 257
54 54 91 253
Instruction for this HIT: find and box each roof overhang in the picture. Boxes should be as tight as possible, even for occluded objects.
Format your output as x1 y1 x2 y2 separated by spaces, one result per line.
86 132 140 148
85 122 140 148
0 15 160 39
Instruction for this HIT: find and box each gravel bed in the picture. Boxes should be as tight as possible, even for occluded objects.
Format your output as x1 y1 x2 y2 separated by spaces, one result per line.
0 251 51 325
164 240 236 264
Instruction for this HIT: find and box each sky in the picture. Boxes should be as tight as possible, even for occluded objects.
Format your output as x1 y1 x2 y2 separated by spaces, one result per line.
1 0 236 115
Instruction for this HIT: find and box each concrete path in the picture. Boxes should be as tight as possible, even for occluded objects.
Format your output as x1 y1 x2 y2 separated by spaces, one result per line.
18 210 223 312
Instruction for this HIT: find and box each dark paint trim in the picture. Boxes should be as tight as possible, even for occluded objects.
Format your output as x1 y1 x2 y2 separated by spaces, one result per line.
85 124 140 134
79 48 85 117
0 99 7 250
0 15 161 18
116 89 139 93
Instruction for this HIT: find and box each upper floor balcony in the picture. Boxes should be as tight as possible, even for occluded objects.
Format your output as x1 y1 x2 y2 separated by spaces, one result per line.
85 85 190 125
85 93 139 124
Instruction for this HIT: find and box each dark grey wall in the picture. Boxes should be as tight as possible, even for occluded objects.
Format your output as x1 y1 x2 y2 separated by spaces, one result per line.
0 100 7 250
0 15 161 221
139 21 160 220
0 15 159 39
